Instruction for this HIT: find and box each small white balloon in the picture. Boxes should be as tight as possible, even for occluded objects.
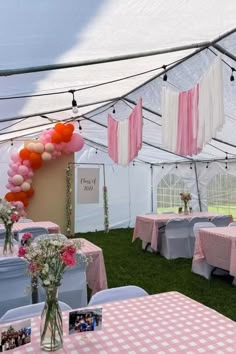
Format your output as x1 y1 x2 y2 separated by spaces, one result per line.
12 174 24 186
44 143 55 153
42 152 52 161
27 142 36 152
34 142 44 153
21 182 31 192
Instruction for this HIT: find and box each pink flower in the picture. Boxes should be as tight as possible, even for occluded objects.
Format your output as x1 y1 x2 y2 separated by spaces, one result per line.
22 232 33 241
64 245 76 255
11 213 18 222
18 246 27 257
61 251 76 266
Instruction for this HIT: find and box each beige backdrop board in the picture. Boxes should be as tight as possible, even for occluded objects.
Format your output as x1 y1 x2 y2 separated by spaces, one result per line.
26 153 74 235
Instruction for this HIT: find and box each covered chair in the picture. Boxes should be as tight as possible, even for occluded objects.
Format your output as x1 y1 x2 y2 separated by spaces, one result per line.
88 285 148 306
0 258 31 318
0 229 6 240
39 253 87 309
160 218 191 259
0 301 72 324
211 215 232 227
188 217 209 256
228 222 236 227
16 226 49 241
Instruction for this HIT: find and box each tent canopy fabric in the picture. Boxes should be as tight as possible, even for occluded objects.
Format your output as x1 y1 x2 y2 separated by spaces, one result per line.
0 0 236 163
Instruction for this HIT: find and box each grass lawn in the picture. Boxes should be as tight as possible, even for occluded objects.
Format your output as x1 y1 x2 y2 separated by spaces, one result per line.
76 228 236 321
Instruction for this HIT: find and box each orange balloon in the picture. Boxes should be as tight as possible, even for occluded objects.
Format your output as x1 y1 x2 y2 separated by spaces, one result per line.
5 192 15 202
65 123 74 133
19 148 30 161
54 123 65 134
29 152 42 169
51 131 62 144
17 191 28 201
26 187 34 198
22 198 29 207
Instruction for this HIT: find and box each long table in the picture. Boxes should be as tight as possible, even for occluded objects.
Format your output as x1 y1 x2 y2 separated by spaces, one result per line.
0 238 107 296
133 212 222 250
192 226 236 282
4 291 236 353
0 221 60 235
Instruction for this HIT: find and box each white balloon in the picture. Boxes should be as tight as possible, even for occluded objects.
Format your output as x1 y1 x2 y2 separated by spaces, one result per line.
12 174 24 186
45 143 55 153
42 152 52 161
21 182 31 192
34 142 44 153
27 142 36 152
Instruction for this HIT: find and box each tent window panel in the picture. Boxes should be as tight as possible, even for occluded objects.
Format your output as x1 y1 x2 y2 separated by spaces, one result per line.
207 174 236 218
157 174 187 212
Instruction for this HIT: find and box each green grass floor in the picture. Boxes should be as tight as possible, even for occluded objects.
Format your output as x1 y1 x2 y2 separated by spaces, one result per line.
76 228 236 321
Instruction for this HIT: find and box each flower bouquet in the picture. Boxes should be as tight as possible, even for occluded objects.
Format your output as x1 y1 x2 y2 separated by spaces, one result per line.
18 235 83 351
180 192 191 214
0 198 19 254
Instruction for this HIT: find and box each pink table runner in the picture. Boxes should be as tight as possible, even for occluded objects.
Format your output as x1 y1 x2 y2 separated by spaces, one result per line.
0 221 60 234
4 291 236 353
193 226 236 277
80 238 108 295
133 212 222 250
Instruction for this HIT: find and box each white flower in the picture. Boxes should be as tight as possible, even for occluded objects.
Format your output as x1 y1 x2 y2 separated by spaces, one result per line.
43 279 50 286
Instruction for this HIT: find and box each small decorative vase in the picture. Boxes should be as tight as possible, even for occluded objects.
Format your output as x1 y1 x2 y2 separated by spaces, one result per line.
40 286 63 352
184 203 189 215
3 224 14 255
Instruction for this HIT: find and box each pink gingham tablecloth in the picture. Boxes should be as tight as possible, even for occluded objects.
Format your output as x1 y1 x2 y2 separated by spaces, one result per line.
0 221 60 234
132 212 223 250
5 291 236 353
193 226 236 277
80 238 108 295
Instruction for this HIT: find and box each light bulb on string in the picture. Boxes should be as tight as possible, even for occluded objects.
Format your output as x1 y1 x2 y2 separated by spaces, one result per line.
206 162 209 169
162 65 167 81
230 68 235 87
69 89 78 114
78 121 82 131
112 105 116 114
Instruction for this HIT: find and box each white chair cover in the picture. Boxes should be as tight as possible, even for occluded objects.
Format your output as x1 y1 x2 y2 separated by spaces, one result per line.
160 218 191 259
0 301 72 323
0 258 31 318
211 215 232 227
228 222 236 227
16 226 49 241
188 217 209 256
18 218 33 223
0 239 18 246
33 233 67 243
88 285 148 306
39 253 87 309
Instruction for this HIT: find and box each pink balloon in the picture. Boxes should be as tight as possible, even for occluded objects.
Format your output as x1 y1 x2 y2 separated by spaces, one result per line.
66 133 84 153
7 169 15 177
12 186 21 192
14 201 24 210
18 165 29 176
28 171 34 178
6 183 11 189
11 152 20 163
11 163 19 172
23 160 31 167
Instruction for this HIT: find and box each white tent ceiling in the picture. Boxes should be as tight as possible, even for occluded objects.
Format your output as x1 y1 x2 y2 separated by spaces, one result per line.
0 0 236 163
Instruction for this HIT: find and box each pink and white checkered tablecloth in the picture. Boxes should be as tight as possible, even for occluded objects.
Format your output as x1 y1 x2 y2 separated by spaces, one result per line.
132 212 223 250
193 226 236 277
5 291 236 353
80 238 108 295
0 221 60 234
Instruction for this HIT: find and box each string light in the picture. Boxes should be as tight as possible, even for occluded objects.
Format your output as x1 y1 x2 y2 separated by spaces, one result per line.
206 162 209 169
78 121 82 131
162 65 167 81
225 161 228 169
133 160 135 166
230 68 235 87
95 149 98 154
190 163 193 169
10 139 13 146
175 163 178 169
69 89 78 114
162 165 164 169
225 152 228 160
112 105 116 114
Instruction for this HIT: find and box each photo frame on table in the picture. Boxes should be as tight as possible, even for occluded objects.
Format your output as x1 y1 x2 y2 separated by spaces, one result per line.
69 308 102 335
0 319 31 352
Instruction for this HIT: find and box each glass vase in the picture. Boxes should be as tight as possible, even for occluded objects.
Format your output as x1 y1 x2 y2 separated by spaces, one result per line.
3 224 14 255
40 286 63 352
184 203 189 215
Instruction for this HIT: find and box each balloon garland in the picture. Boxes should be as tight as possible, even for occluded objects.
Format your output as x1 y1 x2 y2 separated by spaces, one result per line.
5 122 84 215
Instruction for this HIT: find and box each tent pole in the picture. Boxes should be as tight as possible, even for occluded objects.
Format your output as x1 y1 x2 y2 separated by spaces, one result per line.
193 161 202 211
1 28 235 77
213 43 236 62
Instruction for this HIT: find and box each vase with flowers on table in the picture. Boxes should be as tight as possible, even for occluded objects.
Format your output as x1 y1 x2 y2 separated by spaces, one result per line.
180 192 192 215
0 198 20 254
